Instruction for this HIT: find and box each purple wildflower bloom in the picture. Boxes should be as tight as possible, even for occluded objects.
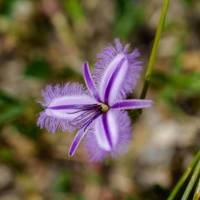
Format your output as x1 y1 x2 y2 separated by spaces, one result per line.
37 39 152 161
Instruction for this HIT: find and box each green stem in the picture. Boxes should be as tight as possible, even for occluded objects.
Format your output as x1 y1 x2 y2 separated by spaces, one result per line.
181 160 200 200
140 0 169 99
167 151 200 200
193 176 200 200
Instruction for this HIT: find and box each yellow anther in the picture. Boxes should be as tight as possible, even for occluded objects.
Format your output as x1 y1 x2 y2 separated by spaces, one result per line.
100 103 109 112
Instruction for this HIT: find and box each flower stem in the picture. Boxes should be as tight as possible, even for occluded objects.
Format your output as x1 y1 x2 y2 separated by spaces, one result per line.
167 150 200 200
193 176 200 200
181 159 200 200
140 0 169 99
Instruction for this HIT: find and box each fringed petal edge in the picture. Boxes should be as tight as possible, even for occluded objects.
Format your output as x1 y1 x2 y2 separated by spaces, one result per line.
85 110 132 161
40 83 87 107
37 111 76 133
37 83 89 133
93 38 143 99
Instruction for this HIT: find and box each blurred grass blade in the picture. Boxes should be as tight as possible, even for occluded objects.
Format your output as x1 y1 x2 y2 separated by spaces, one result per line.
193 177 200 200
181 160 200 200
167 151 200 200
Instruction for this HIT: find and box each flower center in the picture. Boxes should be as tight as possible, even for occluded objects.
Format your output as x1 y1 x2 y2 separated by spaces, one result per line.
100 103 109 112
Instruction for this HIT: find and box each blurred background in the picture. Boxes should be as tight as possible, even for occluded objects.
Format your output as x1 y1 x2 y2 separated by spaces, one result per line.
0 0 200 199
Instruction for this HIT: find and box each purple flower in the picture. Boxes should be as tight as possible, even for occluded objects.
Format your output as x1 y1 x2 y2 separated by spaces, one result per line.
37 39 152 161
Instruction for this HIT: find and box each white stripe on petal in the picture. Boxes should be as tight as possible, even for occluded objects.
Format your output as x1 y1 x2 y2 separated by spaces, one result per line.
45 95 97 120
94 111 118 151
99 53 129 104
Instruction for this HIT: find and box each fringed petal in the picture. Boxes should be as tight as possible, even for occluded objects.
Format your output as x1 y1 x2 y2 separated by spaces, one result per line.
83 62 100 101
94 111 119 151
40 83 87 106
85 110 132 161
68 127 87 156
93 38 143 101
37 111 75 133
37 83 97 133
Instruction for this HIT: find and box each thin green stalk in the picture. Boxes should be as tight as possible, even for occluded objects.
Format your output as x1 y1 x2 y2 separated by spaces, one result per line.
140 0 169 99
193 177 200 200
167 151 200 200
181 160 200 200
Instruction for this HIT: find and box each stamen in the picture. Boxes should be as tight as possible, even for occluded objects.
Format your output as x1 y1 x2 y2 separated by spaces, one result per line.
100 103 109 112
48 103 109 130
64 104 103 129
70 109 102 129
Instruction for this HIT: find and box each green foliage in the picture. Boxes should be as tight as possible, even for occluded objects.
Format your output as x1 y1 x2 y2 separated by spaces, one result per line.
85 170 102 184
182 0 195 6
152 70 200 115
152 72 200 94
53 170 71 193
74 195 85 200
125 196 139 200
13 121 41 140
0 91 24 126
0 105 23 125
114 0 145 39
171 43 185 73
151 41 200 114
0 147 13 162
25 57 53 80
59 66 82 82
0 0 18 16
62 0 85 23
0 91 40 140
